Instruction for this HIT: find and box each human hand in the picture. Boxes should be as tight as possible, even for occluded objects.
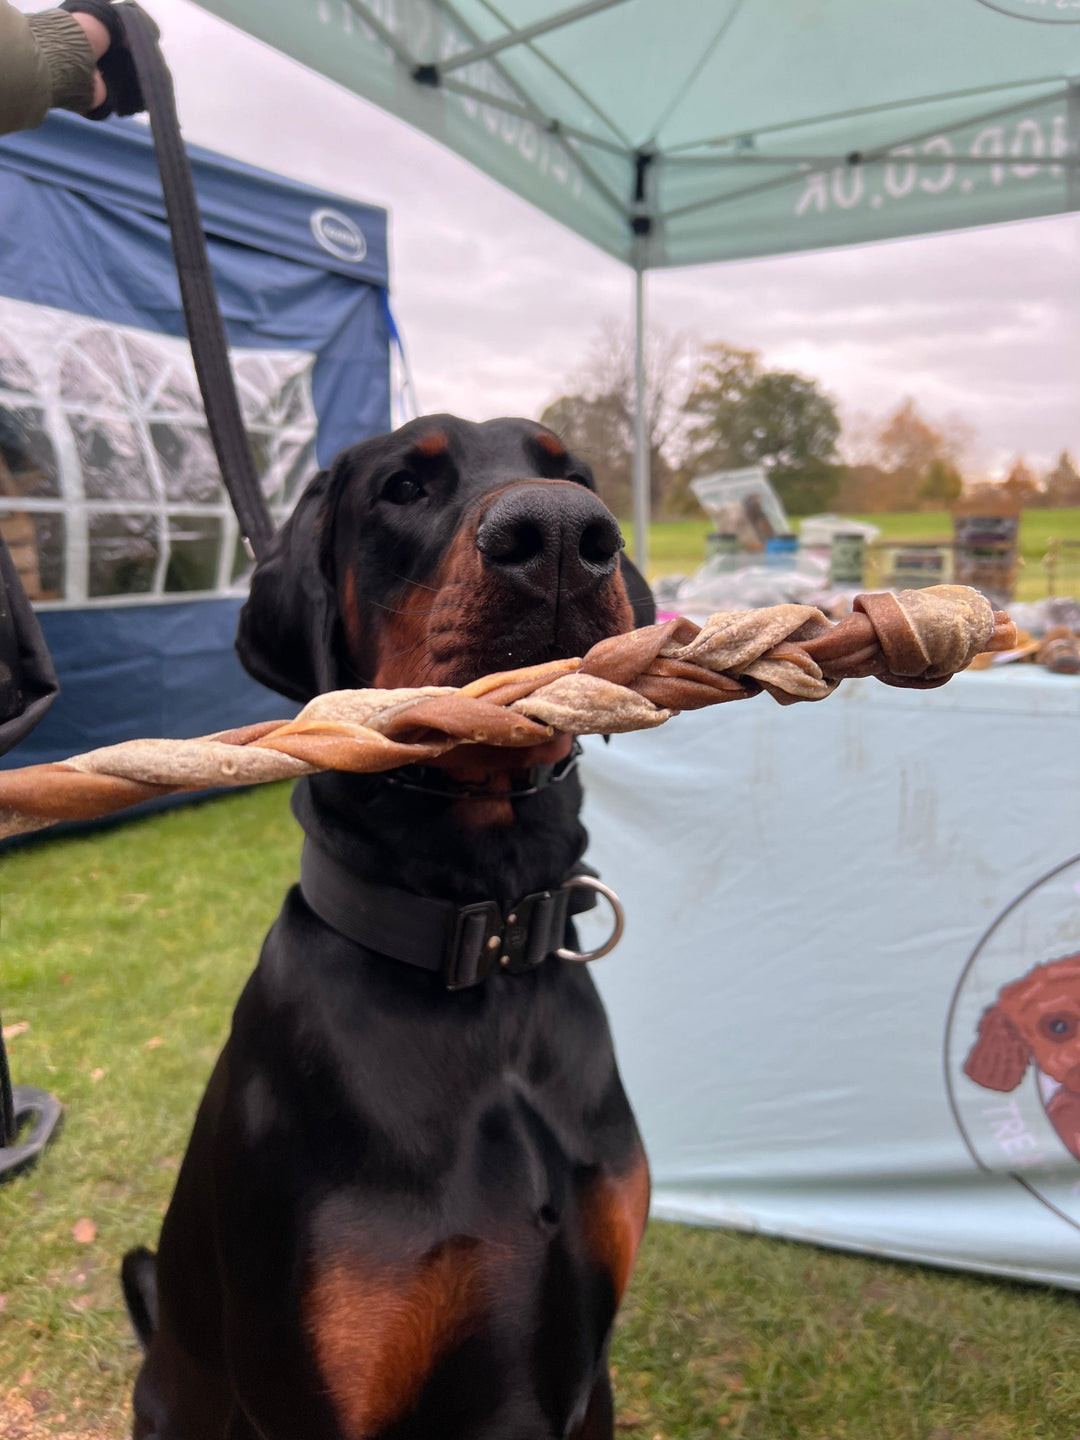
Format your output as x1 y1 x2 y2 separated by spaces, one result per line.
60 1 153 119
68 10 110 110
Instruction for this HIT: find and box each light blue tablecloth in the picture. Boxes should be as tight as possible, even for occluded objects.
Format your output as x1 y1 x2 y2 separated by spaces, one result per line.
579 668 1080 1288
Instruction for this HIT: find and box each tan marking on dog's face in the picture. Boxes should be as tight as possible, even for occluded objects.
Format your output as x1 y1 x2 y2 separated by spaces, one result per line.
414 428 450 458
580 1151 650 1302
368 519 498 690
998 955 1080 1089
339 566 365 676
535 429 566 459
305 1238 485 1436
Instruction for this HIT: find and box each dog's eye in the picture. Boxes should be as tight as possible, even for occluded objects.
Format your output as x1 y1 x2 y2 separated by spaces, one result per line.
382 474 424 505
1040 1013 1076 1041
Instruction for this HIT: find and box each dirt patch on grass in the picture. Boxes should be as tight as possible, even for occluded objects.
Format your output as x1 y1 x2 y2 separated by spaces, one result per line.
0 1390 125 1440
0 1382 128 1440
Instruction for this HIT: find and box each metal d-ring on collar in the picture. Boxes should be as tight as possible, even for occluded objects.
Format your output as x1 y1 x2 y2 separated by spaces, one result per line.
376 740 583 801
555 876 625 963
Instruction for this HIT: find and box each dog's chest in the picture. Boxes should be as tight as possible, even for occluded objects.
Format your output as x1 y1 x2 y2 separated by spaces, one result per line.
243 891 648 1436
300 1113 649 1440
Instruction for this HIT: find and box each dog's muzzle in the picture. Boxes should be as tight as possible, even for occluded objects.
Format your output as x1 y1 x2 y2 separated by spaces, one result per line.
476 483 623 602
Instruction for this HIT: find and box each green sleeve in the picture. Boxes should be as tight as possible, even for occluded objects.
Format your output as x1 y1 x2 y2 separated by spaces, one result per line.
0 4 96 136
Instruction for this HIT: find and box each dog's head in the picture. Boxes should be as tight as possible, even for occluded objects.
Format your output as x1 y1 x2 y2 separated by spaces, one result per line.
237 415 652 703
964 954 1080 1094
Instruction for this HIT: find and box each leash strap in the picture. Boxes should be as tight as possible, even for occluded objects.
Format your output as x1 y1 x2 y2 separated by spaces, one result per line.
300 841 597 990
116 3 275 561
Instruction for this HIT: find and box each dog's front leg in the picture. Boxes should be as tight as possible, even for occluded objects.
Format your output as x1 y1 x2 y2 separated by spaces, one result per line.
130 1325 233 1440
569 1370 615 1440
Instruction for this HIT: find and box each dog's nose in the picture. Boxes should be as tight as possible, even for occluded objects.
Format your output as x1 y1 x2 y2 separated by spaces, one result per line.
476 484 623 599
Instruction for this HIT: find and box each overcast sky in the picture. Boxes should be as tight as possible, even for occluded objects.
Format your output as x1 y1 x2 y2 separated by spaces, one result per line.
38 0 1080 474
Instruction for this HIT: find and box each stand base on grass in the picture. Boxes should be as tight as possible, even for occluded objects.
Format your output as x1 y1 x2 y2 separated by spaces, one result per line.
0 1085 62 1182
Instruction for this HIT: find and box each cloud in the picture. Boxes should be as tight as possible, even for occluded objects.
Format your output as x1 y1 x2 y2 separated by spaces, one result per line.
651 225 1080 471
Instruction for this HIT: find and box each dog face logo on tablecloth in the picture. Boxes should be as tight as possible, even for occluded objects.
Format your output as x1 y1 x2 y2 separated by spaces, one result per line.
964 955 1080 1163
946 855 1080 1228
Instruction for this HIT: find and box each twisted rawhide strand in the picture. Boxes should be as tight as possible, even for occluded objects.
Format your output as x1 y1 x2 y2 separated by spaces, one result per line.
0 586 1015 840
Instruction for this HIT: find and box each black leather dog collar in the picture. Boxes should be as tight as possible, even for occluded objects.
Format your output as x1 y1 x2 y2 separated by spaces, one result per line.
299 841 598 990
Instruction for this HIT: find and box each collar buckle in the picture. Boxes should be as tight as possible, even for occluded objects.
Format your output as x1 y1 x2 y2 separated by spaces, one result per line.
442 887 576 989
444 900 503 990
499 889 568 975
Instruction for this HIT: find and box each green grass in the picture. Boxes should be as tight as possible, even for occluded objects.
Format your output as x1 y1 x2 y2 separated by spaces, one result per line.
4 788 1080 1437
624 510 1080 601
0 788 303 1434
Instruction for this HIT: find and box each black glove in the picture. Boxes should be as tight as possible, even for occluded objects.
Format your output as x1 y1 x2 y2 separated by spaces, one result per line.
60 0 157 119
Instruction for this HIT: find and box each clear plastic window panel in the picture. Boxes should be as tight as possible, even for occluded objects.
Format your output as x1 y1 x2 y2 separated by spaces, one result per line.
0 296 319 605
0 509 65 601
70 414 155 502
0 405 60 499
165 514 222 593
88 512 159 597
151 423 225 505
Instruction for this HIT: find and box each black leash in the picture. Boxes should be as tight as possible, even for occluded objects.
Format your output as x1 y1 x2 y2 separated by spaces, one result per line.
56 3 272 558
116 2 275 561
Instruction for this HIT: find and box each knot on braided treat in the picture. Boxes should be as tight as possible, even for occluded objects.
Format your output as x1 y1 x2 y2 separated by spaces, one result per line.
0 586 1014 838
854 587 999 682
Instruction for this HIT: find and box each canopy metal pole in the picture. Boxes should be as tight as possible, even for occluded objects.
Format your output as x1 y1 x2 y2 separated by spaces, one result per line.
631 263 649 573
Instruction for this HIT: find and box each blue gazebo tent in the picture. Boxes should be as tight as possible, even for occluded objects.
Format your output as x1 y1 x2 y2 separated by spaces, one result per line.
0 113 393 768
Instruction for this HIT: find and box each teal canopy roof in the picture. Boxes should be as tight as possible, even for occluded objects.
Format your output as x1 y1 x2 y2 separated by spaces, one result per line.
192 0 1080 269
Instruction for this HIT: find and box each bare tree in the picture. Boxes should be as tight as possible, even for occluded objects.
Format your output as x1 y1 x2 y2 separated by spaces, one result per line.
539 322 698 519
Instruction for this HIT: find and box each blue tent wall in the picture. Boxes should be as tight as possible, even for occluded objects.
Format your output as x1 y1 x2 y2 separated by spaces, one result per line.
0 114 391 462
0 115 392 768
22 601 281 769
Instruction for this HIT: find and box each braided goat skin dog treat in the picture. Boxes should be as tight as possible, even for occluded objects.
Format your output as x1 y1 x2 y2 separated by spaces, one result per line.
0 587 1015 839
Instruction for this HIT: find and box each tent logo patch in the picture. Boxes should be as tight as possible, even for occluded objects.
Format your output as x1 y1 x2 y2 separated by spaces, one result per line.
945 854 1080 1231
310 208 368 263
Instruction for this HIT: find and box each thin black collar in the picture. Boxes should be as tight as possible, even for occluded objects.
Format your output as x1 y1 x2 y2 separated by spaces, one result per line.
373 740 582 802
299 840 598 990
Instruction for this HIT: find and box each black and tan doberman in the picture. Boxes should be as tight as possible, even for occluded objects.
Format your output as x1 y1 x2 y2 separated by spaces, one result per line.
123 415 655 1440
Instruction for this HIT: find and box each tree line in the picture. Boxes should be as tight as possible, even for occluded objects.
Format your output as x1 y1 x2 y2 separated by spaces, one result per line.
539 327 1080 519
